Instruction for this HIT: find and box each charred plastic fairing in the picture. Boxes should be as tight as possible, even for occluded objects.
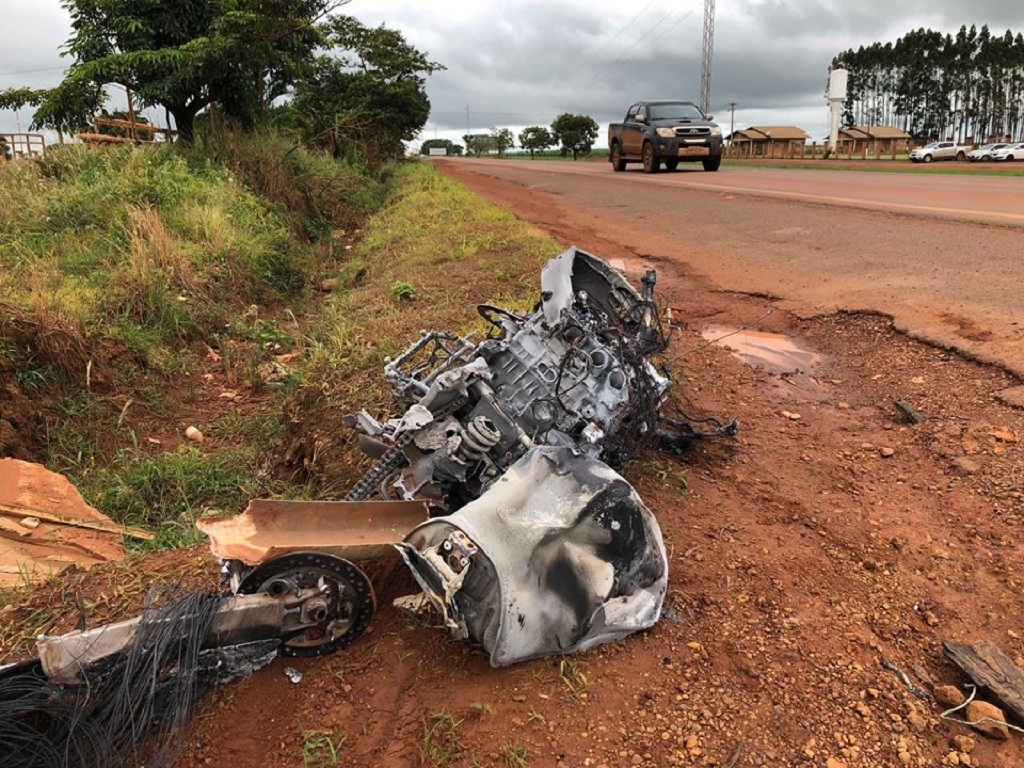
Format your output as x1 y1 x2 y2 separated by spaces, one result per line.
397 446 667 665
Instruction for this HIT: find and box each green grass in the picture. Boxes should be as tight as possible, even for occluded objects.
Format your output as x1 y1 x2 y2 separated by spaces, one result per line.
0 143 307 361
421 709 465 767
500 743 530 768
284 160 562 484
0 131 394 546
300 729 346 767
558 658 590 698
69 447 259 549
189 129 389 242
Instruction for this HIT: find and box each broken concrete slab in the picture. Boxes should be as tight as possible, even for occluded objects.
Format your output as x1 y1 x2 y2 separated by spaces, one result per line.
0 458 131 588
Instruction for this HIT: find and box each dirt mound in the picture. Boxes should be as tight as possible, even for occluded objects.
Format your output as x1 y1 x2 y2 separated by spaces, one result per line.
0 359 36 460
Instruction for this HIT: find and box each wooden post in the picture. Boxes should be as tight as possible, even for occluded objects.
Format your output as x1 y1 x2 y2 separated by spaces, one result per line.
126 85 136 142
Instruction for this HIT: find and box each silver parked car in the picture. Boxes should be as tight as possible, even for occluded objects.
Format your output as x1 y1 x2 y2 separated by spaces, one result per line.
909 141 969 163
992 143 1024 161
967 143 1008 162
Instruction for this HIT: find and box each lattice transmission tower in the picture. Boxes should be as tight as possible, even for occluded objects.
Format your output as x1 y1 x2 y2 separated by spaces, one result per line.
700 0 716 116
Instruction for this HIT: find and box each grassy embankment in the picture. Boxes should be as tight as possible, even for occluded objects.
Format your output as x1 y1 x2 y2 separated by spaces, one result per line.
0 144 558 552
0 135 385 547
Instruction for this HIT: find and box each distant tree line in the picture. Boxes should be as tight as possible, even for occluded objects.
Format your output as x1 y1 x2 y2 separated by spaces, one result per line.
424 113 599 160
832 25 1024 143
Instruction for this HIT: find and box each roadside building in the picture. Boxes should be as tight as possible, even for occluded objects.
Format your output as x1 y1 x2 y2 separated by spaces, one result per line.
727 126 809 158
837 125 911 155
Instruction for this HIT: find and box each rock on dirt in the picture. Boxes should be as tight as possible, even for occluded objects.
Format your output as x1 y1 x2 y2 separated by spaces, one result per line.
965 701 1010 740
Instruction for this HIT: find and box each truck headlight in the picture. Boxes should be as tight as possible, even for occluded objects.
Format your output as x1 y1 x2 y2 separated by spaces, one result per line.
656 127 675 138
710 126 722 137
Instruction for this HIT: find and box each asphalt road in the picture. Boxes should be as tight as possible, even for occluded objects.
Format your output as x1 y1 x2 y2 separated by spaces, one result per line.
452 158 1024 225
438 158 1024 380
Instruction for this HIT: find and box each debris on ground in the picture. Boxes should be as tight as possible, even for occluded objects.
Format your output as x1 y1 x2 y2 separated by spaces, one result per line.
397 446 667 665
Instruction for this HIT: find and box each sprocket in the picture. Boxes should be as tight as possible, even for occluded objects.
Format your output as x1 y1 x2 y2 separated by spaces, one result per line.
237 551 375 657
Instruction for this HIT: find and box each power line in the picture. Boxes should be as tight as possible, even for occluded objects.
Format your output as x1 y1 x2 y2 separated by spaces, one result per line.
643 11 697 54
577 10 681 92
0 64 68 78
572 0 660 74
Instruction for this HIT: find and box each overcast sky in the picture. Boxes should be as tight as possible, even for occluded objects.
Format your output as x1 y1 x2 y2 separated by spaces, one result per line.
3 0 1024 148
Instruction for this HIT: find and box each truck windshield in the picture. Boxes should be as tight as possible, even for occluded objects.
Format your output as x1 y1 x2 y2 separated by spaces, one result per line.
648 103 705 121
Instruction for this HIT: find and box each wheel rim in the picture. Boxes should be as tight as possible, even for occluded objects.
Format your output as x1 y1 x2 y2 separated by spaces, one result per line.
643 145 653 170
238 551 375 656
612 145 621 165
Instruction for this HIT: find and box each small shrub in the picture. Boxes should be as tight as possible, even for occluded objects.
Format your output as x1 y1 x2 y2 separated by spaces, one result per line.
390 281 416 301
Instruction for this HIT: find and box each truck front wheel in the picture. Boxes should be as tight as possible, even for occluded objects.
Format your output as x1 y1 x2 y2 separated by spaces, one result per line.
642 142 659 174
702 156 722 172
611 143 627 172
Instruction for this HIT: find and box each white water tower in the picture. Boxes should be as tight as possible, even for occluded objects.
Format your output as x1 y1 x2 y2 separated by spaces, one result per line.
827 68 848 157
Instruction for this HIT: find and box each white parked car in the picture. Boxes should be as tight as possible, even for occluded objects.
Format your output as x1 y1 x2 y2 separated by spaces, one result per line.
967 143 1008 162
992 143 1024 161
909 141 969 163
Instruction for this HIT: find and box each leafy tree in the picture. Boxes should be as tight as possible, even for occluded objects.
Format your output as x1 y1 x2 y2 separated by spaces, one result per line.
550 113 599 160
420 138 461 155
489 126 514 156
518 126 553 158
462 133 497 156
0 83 103 137
3 0 340 144
291 15 443 159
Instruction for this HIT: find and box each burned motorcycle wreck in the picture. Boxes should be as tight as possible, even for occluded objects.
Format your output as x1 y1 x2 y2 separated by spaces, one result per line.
341 246 735 664
201 247 734 666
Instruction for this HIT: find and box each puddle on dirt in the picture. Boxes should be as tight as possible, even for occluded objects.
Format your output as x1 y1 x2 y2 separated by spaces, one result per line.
702 327 819 374
701 326 827 399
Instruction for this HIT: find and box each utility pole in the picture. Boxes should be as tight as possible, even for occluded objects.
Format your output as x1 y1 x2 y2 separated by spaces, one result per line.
728 102 736 142
465 104 470 138
700 0 716 116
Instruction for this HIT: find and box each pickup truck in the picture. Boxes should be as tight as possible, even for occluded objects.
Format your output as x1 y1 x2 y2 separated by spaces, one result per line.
908 141 969 163
608 100 723 173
